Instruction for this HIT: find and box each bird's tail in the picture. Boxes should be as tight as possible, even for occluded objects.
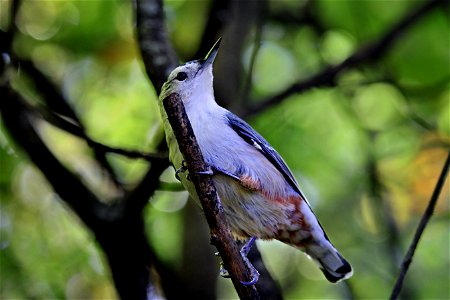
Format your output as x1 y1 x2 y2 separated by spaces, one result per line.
284 198 353 283
277 196 352 282
303 240 353 283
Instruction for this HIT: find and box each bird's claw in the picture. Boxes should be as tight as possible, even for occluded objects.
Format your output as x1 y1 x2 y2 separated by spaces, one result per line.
175 160 188 181
176 161 217 181
215 238 260 285
239 237 259 286
240 269 260 286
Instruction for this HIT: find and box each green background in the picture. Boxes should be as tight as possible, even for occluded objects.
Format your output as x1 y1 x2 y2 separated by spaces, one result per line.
1 0 448 299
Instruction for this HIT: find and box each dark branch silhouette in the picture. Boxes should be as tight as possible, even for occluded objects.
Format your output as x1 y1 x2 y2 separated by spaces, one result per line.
0 81 164 300
2 0 446 298
213 0 260 111
135 0 178 94
35 104 168 163
133 1 280 298
239 0 267 106
16 57 125 190
163 93 260 299
367 151 415 299
389 151 450 300
247 244 283 300
0 85 105 228
0 0 174 298
190 0 232 61
243 0 447 118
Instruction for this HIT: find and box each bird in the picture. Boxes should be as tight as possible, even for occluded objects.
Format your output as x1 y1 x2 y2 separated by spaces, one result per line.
158 38 353 285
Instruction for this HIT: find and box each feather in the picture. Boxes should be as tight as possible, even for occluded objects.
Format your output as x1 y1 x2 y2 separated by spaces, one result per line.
226 112 308 201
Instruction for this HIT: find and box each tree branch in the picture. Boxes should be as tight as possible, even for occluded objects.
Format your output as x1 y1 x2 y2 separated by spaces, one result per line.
389 151 450 300
1 82 163 300
248 244 283 300
35 104 168 163
189 0 232 61
163 93 260 299
4 0 123 190
16 57 124 191
134 0 178 94
0 83 105 230
124 145 169 216
367 151 415 299
243 0 447 118
129 0 178 214
239 0 267 105
134 1 281 297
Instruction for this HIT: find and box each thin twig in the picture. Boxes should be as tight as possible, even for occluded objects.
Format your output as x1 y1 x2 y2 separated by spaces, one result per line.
163 93 260 299
239 0 266 105
190 0 231 61
389 151 450 300
16 58 125 190
0 83 105 228
368 152 414 299
87 140 168 162
123 138 169 217
269 0 325 34
32 103 168 163
243 0 446 118
5 0 123 189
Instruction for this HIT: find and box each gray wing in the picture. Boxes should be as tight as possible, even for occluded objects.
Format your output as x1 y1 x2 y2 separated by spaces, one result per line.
226 112 306 199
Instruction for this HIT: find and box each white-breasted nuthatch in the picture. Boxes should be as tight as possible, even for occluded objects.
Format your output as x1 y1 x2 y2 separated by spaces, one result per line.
158 39 353 285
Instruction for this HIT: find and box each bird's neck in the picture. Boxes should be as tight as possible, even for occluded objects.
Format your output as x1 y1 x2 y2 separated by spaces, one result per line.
185 87 220 115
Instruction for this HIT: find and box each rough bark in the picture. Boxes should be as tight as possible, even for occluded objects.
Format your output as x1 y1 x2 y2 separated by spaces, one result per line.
163 93 260 299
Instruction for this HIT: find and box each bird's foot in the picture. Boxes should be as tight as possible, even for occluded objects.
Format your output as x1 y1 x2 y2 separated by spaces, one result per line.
175 160 188 181
240 237 260 286
215 238 259 285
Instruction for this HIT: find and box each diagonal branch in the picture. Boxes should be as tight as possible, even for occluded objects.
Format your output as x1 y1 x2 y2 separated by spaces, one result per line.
4 0 123 189
130 0 178 212
239 0 267 105
248 244 283 300
35 104 168 163
134 1 281 298
389 151 450 300
243 0 447 118
163 93 260 299
18 59 80 122
17 57 124 190
123 145 169 216
134 0 178 94
128 0 182 219
0 83 105 229
0 81 164 300
190 0 232 61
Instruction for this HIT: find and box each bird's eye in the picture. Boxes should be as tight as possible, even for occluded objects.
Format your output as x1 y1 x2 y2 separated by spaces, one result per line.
175 72 188 81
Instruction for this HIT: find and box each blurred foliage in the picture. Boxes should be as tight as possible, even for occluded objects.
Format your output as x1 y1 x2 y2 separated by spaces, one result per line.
1 0 449 299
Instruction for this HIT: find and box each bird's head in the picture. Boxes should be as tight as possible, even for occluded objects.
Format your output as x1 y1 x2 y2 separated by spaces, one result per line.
160 38 221 104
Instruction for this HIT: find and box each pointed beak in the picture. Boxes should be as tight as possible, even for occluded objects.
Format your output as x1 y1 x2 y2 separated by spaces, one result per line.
200 38 221 69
